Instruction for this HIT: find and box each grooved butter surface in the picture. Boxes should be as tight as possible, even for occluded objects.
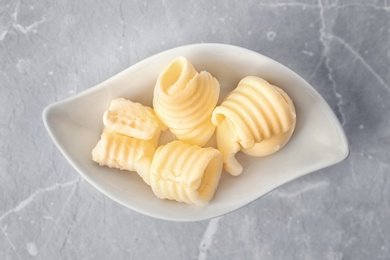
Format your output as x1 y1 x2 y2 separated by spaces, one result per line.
153 56 220 146
103 98 166 141
212 76 296 176
150 140 223 205
91 128 155 184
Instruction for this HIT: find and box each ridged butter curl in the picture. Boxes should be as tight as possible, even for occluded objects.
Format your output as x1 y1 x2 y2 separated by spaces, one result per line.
212 76 296 176
150 140 223 205
153 57 220 146
91 128 156 185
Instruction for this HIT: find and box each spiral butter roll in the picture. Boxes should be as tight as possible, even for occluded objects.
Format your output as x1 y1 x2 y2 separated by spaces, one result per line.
92 128 156 185
103 98 166 141
150 140 223 205
153 57 220 146
212 76 296 176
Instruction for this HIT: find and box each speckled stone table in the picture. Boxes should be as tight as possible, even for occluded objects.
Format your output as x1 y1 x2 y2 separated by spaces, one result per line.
1 0 389 259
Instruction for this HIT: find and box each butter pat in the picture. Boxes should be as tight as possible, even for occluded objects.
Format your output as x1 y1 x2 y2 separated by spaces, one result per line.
212 76 296 176
103 98 166 141
150 140 223 205
153 57 220 146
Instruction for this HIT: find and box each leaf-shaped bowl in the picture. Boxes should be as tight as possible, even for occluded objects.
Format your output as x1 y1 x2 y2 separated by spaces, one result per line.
43 43 349 221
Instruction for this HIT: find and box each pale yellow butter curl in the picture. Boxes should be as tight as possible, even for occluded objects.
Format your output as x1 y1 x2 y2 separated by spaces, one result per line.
212 76 296 176
103 98 166 141
153 56 220 146
91 128 158 185
150 140 223 205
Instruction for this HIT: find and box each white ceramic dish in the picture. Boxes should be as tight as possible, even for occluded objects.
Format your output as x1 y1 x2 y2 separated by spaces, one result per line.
43 43 349 222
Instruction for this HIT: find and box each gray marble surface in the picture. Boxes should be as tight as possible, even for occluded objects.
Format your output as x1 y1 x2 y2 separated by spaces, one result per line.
1 0 389 259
